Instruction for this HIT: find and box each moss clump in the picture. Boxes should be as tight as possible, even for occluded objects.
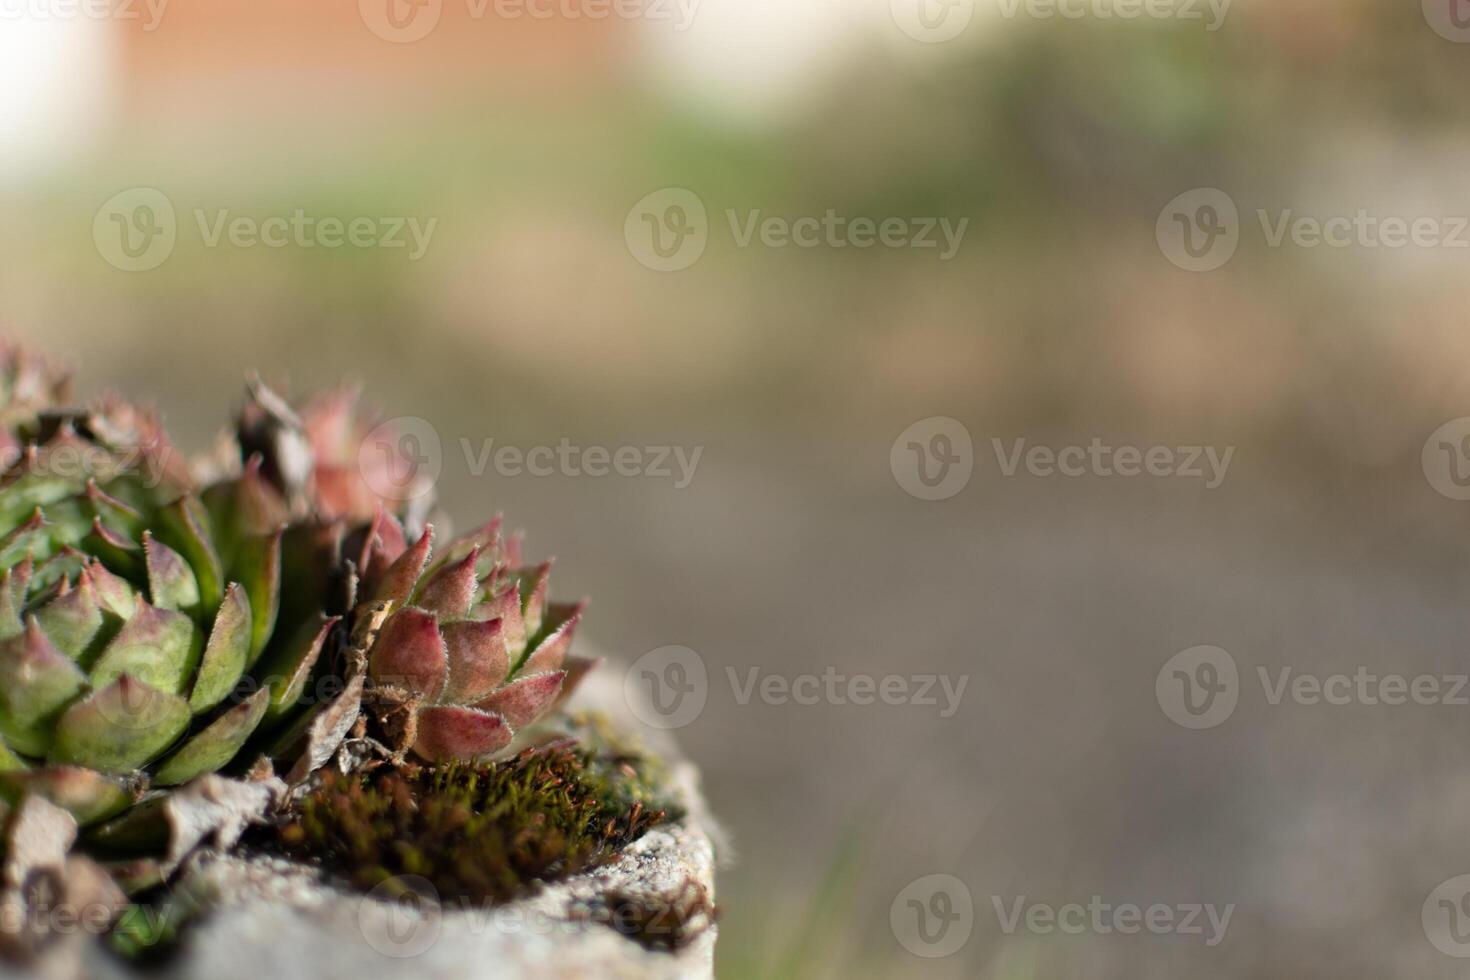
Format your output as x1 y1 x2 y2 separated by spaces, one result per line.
273 728 681 904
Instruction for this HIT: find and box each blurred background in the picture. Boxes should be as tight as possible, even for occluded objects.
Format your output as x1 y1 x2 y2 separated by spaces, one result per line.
7 0 1470 976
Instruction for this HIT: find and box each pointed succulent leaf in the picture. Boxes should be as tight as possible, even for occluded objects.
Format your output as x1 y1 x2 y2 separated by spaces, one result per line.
233 529 281 666
520 600 586 675
502 530 524 567
44 423 118 482
516 561 553 639
260 617 338 721
440 617 510 704
478 582 526 662
427 519 501 577
372 526 433 608
189 583 251 713
203 456 289 560
0 509 48 567
32 546 88 593
412 707 512 762
32 573 107 662
473 670 565 730
89 602 202 696
83 516 142 577
0 557 32 640
50 675 190 774
351 506 406 580
83 559 136 619
0 619 87 756
154 495 223 609
0 469 74 526
0 767 140 826
82 481 144 539
367 607 446 700
153 687 271 786
143 532 201 613
415 546 480 619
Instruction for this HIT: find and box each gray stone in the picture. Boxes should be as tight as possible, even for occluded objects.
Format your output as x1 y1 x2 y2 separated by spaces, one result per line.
9 660 718 980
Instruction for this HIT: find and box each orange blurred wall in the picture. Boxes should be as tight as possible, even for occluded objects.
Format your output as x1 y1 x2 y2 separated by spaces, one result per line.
115 0 632 128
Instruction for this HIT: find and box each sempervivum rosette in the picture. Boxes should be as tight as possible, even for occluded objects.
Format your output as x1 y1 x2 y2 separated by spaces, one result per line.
351 511 594 762
0 394 337 831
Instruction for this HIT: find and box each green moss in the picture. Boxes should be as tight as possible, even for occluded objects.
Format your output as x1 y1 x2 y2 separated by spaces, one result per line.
272 722 682 904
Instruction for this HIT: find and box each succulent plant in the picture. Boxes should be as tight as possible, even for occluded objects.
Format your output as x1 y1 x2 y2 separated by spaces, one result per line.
351 511 595 762
0 347 604 941
0 390 339 831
